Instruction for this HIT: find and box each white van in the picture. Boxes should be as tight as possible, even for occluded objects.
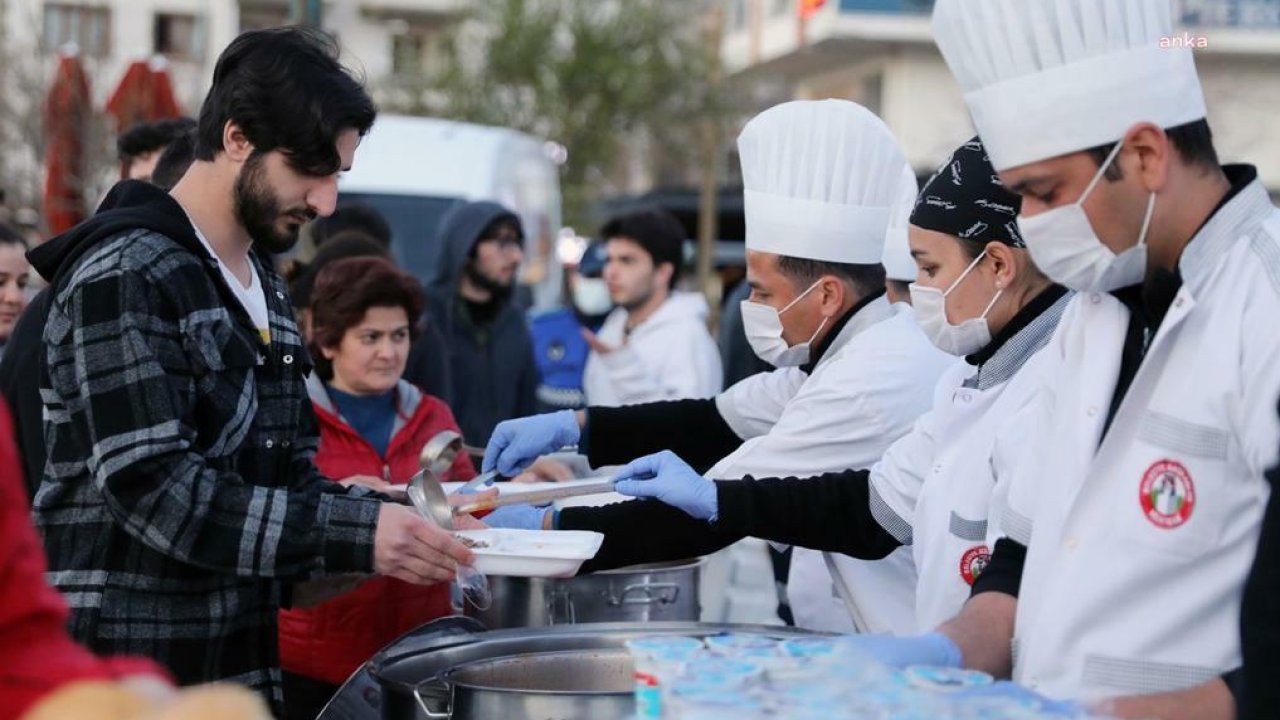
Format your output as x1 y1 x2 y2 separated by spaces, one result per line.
338 114 564 310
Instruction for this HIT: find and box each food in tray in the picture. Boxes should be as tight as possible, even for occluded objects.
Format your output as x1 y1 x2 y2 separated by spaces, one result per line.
456 536 490 549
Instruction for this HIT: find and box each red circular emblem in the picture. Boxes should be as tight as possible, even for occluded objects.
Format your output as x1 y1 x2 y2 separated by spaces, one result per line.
1139 459 1195 529
959 545 990 586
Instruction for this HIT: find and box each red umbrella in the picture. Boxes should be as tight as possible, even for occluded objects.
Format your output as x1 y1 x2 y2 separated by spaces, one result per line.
106 56 183 132
43 49 91 236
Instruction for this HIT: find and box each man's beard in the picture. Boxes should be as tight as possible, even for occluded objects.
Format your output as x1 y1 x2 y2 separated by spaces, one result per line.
464 261 514 303
234 153 314 255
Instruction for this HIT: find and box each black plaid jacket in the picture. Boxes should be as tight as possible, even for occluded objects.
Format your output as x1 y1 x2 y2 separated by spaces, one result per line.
33 220 382 710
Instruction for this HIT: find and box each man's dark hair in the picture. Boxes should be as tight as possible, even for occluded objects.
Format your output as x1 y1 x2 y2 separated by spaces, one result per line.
600 207 686 289
311 203 392 248
150 127 197 190
886 279 912 297
0 222 26 250
290 230 391 309
1087 118 1219 181
194 26 377 176
776 255 886 300
116 117 196 162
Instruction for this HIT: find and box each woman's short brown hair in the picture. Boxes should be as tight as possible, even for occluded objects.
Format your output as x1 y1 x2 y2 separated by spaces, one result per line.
308 256 425 380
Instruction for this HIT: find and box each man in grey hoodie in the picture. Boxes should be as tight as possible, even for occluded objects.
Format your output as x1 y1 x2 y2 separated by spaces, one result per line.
427 200 538 445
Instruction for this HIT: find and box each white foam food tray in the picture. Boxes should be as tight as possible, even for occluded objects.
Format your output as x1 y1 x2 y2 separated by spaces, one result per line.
456 528 605 578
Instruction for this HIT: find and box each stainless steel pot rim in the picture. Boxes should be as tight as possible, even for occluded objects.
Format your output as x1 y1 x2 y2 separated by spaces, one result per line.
431 650 631 696
591 557 706 574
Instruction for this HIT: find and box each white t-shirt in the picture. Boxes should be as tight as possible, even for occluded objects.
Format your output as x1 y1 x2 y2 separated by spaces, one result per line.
187 216 271 344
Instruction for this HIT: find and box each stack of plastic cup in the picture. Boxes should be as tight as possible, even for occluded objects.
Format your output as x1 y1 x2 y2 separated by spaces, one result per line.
624 636 706 718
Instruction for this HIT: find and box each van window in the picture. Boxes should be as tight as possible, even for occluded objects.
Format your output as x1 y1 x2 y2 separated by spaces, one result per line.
338 192 460 287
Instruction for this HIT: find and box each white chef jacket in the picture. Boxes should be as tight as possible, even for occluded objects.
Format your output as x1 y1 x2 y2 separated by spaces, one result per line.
583 291 722 406
713 297 955 634
998 175 1280 702
868 289 1070 630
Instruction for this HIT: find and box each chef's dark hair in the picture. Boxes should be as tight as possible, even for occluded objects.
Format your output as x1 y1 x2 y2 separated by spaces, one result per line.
194 26 376 177
1087 119 1219 182
117 117 196 162
775 256 886 300
601 207 686 290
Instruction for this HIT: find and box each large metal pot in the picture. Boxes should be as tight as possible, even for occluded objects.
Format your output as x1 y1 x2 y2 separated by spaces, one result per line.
320 618 822 720
413 648 632 719
466 559 703 629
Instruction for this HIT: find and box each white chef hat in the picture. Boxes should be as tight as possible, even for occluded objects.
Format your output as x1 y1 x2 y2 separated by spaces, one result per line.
883 164 921 282
932 0 1207 172
739 99 911 265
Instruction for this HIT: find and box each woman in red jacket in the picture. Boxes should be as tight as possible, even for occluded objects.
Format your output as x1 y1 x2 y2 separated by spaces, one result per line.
278 257 476 719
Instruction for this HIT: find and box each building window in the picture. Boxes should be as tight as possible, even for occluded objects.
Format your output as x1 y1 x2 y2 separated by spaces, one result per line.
391 34 425 76
239 2 290 31
154 13 202 61
42 4 111 57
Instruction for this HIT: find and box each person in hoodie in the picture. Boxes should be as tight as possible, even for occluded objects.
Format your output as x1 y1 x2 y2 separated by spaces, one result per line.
582 207 722 406
26 28 474 713
427 200 538 446
278 257 476 720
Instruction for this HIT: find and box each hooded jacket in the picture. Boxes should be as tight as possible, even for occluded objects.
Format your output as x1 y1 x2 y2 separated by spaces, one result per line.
0 181 190 497
426 201 538 445
26 181 381 712
278 376 475 687
582 291 723 406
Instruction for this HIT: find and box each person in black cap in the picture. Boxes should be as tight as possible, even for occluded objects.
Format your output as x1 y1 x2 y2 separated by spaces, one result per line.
529 240 612 414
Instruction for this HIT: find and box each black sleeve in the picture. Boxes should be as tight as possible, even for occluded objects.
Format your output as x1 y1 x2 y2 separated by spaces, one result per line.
583 399 743 473
970 537 1026 598
1240 429 1280 720
714 470 901 560
0 288 52 500
559 499 743 574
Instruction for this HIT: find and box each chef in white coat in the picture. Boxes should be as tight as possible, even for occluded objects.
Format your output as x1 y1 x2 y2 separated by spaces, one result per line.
883 164 920 307
482 99 953 635
828 1 1280 717
596 137 1073 634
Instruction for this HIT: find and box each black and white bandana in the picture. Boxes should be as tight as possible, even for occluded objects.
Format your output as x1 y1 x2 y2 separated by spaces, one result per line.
909 137 1025 247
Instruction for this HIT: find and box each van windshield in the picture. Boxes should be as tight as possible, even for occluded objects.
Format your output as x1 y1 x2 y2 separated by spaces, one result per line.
338 192 461 286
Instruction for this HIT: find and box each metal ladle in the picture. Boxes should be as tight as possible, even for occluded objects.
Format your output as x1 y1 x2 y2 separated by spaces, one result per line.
420 430 500 493
406 449 492 610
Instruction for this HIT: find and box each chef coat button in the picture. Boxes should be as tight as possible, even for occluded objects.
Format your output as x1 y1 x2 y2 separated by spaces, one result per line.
276 290 285 300
933 464 943 475
265 439 275 449
282 440 291 448
959 392 971 403
1090 293 1102 304
1086 406 1098 417
283 354 294 365
1174 297 1184 308
1065 537 1079 550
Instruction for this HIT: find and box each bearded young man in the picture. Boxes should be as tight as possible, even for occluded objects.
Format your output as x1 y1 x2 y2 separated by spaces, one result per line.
581 207 722 406
29 27 474 712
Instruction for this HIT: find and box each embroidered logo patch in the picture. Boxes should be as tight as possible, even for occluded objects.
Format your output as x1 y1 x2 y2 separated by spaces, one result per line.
960 545 990 586
1139 459 1195 529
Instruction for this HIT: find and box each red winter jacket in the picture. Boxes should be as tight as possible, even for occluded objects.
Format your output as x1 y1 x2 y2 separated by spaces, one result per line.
278 377 476 686
0 400 167 717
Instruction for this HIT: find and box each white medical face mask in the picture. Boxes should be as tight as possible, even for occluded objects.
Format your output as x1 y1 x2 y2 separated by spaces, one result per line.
572 277 613 316
740 279 829 367
909 250 1003 357
1018 141 1156 293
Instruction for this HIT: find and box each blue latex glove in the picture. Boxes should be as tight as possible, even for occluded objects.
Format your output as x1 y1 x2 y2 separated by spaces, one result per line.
612 451 719 521
482 503 552 530
951 681 1085 716
842 631 962 669
483 410 580 477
